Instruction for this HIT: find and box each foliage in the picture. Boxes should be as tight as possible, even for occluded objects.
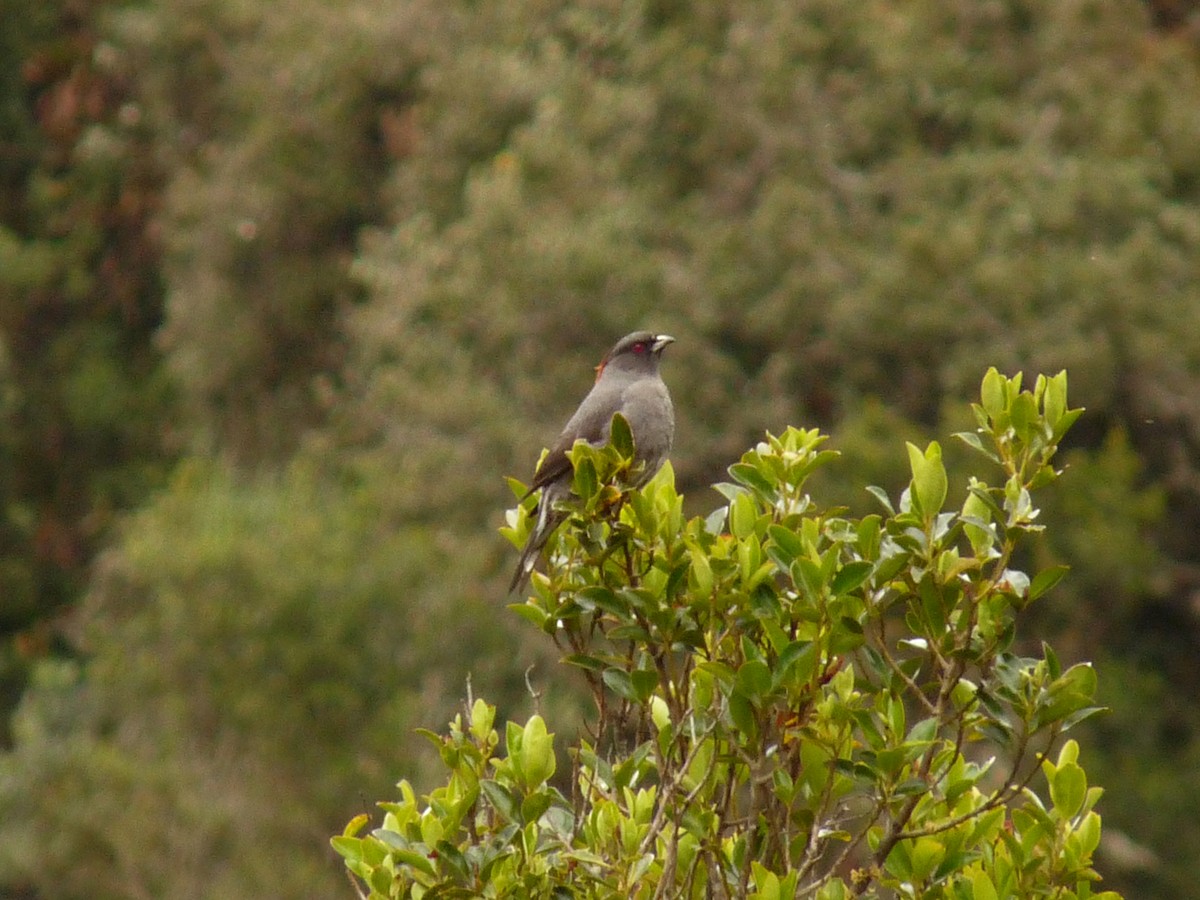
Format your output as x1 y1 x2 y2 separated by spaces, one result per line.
0 0 170 743
107 0 430 460
336 371 1120 899
2 0 1198 897
336 4 1199 892
0 459 529 899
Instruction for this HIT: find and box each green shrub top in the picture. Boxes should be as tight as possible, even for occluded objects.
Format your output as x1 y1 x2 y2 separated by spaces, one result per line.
335 369 1118 900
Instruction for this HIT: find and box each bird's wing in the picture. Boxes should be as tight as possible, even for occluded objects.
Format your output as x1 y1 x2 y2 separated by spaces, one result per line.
525 443 574 495
524 380 622 496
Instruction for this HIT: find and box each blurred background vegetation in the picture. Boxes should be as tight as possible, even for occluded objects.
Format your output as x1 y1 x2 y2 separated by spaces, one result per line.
0 0 1197 897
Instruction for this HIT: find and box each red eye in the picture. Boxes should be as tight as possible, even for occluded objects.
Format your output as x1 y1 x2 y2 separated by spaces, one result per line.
632 342 646 354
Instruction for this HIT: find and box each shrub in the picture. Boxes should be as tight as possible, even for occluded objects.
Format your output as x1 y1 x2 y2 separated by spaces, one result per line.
334 369 1119 899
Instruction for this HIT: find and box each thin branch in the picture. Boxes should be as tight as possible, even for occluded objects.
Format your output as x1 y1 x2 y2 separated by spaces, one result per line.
872 617 939 718
895 725 1060 842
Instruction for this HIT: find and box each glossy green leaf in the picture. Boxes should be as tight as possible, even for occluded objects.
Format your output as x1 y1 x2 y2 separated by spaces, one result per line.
630 668 659 702
981 367 1006 420
767 524 804 565
736 658 772 702
730 462 776 499
1049 761 1088 818
907 441 947 522
1009 392 1038 442
775 640 817 687
1044 370 1068 427
609 411 634 458
970 869 999 900
573 451 598 502
954 429 1001 464
865 484 895 514
602 668 640 702
520 715 556 789
831 560 873 596
728 691 757 738
909 836 945 882
1029 564 1070 601
481 779 520 823
690 546 714 595
730 491 758 539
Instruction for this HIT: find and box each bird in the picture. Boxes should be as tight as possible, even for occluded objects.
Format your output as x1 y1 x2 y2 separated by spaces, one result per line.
509 331 676 592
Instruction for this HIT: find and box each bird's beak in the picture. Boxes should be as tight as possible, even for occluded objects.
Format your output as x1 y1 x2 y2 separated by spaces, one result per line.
652 334 675 353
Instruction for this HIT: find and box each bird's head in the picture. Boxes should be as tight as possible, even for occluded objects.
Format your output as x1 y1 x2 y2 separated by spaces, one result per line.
594 331 675 381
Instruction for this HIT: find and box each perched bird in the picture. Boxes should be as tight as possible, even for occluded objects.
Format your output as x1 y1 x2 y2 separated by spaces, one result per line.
509 331 676 592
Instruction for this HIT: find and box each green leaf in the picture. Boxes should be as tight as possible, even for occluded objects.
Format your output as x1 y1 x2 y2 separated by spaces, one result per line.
830 616 866 654
831 560 873 596
1060 663 1098 698
736 658 773 702
967 807 1007 848
1044 641 1062 680
738 535 764 585
962 485 996 556
521 788 553 823
856 515 882 559
730 461 776 499
730 491 758 539
1035 663 1099 729
630 668 659 702
508 602 550 629
434 840 469 878
481 779 520 823
649 694 671 731
690 546 714 595
918 574 947 633
1075 810 1102 857
751 862 781 899
793 556 825 600
602 668 640 702
1029 564 1070 601
970 869 999 900
954 430 1000 464
981 367 1006 420
728 691 757 738
767 524 804 565
906 716 938 744
1051 406 1085 443
607 623 651 642
884 838 913 880
865 484 895 514
909 836 945 882
609 411 634 458
906 441 947 522
387 844 439 877
470 699 495 742
775 640 817 687
1044 370 1068 428
1060 705 1107 731
519 715 556 789
1009 392 1038 442
573 451 598 502
563 653 606 672
1054 737 1080 768
1049 761 1087 818
342 813 370 838
506 475 532 501
579 586 627 618
329 835 363 863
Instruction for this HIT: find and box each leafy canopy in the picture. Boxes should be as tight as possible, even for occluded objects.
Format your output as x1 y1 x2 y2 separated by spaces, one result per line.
335 370 1117 900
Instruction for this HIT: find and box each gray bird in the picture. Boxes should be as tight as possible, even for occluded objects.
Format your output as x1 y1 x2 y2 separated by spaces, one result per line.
510 331 675 592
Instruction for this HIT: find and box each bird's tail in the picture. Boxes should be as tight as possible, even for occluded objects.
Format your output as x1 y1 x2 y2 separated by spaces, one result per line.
509 489 568 593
